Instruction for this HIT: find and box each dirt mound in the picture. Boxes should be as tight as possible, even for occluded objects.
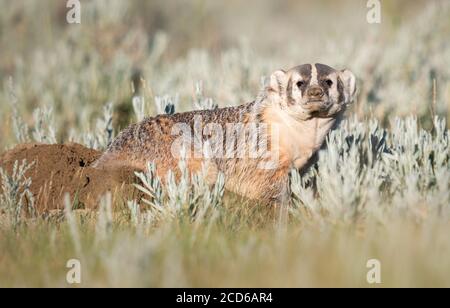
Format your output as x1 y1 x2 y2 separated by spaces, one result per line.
0 143 138 212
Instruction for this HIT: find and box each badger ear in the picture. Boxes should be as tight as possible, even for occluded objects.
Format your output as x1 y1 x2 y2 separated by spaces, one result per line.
339 69 357 104
268 70 287 96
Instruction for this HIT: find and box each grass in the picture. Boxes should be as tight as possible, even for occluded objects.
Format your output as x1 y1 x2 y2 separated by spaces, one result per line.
1 210 450 287
0 0 450 287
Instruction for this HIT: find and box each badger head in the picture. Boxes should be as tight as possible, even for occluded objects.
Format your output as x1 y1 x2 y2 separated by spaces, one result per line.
267 63 357 120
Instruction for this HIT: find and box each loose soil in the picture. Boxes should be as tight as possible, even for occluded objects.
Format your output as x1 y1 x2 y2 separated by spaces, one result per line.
0 143 138 212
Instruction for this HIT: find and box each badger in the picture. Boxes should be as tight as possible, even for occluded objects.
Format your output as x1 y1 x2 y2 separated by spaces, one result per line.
94 63 357 219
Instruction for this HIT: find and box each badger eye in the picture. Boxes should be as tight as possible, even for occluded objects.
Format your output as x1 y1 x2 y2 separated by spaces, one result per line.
296 81 305 88
325 79 333 87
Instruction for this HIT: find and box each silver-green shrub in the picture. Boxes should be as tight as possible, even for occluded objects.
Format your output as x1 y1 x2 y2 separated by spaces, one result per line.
291 116 450 223
134 156 225 227
0 160 36 229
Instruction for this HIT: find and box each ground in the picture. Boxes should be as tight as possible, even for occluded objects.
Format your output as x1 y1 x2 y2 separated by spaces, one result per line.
0 0 449 287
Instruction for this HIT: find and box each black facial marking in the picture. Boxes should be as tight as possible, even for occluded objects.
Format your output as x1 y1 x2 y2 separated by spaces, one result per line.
296 80 308 93
315 63 335 77
337 77 345 103
289 64 312 98
313 64 336 96
297 64 312 79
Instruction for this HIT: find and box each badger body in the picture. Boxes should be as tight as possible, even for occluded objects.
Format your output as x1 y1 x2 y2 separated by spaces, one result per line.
95 63 357 205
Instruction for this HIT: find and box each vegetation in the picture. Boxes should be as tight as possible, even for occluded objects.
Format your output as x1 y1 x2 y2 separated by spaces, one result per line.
0 0 449 287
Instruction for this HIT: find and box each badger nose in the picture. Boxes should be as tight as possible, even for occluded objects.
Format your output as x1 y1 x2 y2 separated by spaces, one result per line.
307 86 324 98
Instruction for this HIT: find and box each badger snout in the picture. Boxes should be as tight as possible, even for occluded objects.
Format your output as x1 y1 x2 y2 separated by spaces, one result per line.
306 86 324 100
304 86 330 112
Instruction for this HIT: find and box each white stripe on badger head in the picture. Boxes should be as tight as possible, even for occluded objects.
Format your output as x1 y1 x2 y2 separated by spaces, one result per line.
310 63 318 86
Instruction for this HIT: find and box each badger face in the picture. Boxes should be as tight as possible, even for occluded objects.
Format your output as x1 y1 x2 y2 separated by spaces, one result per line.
268 63 356 120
